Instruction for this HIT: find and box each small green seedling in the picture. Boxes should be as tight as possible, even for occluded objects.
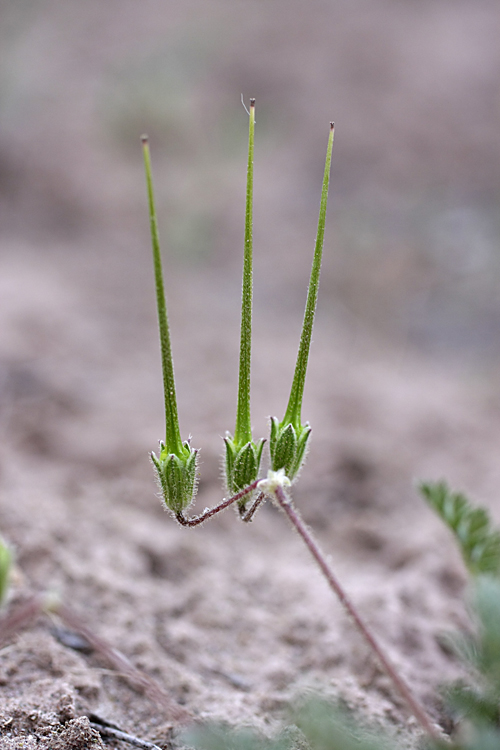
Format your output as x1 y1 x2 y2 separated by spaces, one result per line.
223 98 265 511
269 121 334 481
183 696 402 750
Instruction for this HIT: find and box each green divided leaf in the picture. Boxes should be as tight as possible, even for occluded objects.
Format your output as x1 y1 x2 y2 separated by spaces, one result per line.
420 481 500 577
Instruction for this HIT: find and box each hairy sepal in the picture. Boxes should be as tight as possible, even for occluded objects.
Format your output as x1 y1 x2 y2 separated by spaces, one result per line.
269 417 311 482
224 434 265 505
151 440 198 514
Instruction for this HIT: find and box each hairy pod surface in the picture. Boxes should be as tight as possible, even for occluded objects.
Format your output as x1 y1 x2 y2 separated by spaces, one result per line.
224 434 265 504
269 417 311 481
151 441 198 514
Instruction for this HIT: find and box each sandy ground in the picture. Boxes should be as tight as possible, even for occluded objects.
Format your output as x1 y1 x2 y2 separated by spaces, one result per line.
2 241 500 748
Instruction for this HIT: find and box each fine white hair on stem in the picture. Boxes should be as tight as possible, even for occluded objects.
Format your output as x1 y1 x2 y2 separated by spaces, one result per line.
240 93 250 116
240 93 255 121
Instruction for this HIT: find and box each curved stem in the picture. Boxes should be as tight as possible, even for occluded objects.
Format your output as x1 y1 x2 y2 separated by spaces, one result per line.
176 480 260 527
240 492 266 522
273 484 439 742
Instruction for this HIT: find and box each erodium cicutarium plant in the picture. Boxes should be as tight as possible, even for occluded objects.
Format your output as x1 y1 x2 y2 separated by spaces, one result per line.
142 102 438 739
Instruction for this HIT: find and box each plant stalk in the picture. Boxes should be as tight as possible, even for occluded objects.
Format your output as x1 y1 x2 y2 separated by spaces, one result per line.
283 122 334 428
240 492 265 522
142 135 184 458
273 484 440 742
234 98 255 445
176 480 260 526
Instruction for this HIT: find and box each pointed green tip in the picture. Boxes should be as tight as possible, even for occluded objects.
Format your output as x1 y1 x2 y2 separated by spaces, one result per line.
281 118 335 432
234 91 256 447
142 134 186 458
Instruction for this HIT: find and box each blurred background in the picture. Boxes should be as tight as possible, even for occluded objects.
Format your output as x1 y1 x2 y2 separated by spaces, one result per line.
1 0 499 353
0 0 499 495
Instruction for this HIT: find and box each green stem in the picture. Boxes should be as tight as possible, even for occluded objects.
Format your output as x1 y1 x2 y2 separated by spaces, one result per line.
234 99 255 446
142 136 184 457
283 122 335 428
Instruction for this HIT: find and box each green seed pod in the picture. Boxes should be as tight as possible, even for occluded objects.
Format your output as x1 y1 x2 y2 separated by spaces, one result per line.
151 441 198 514
224 434 265 503
222 99 265 510
269 123 334 485
143 136 199 516
269 418 311 481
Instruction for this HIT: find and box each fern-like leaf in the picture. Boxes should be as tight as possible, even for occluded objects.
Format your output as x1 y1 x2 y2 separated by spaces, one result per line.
419 481 500 577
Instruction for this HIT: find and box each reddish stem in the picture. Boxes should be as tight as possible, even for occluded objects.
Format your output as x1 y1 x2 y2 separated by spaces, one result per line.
240 492 265 522
273 485 439 742
176 480 260 526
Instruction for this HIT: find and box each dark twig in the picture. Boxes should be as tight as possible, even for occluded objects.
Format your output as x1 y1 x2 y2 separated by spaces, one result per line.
175 480 260 526
89 721 164 750
0 595 44 647
54 603 191 723
273 484 440 742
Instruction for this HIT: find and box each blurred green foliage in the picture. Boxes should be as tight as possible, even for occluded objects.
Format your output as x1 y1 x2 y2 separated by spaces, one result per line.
420 481 500 577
